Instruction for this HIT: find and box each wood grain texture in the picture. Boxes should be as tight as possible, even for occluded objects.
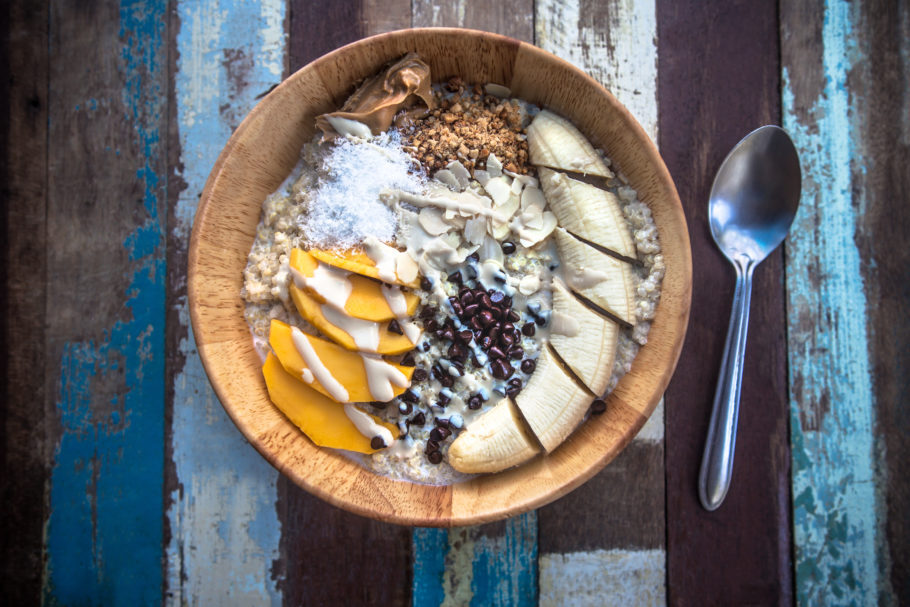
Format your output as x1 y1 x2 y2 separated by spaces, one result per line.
187 28 690 527
165 2 285 605
412 0 534 42
782 0 905 602
42 1 168 603
658 1 793 604
1 1 48 603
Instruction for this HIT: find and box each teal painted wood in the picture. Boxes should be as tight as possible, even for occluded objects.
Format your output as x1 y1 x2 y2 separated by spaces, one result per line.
43 1 168 604
782 0 886 603
412 528 448 607
165 1 285 604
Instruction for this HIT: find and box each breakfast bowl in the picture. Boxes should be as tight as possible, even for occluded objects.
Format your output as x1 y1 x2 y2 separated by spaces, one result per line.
187 28 692 526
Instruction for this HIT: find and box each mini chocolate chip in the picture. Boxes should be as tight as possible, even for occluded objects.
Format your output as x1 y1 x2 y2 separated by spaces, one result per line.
388 319 403 335
468 395 483 410
509 347 524 360
460 291 474 306
505 385 520 398
521 322 536 336
521 358 536 373
421 277 432 291
508 377 523 388
443 317 455 329
468 252 480 261
430 426 451 441
487 325 501 342
413 368 428 382
448 295 459 307
458 330 473 342
442 327 457 342
490 291 505 304
425 318 439 332
447 343 464 359
459 286 471 297
427 450 443 465
491 358 514 379
501 241 516 254
400 352 416 366
463 303 480 318
535 315 547 327
447 271 462 284
479 310 494 326
437 392 451 406
500 333 515 348
451 301 463 316
420 305 438 319
502 322 515 334
590 399 607 415
480 335 492 350
435 417 450 429
469 315 483 331
509 310 520 322
502 295 512 308
425 439 439 453
402 390 419 403
399 402 413 415
419 341 431 352
440 375 454 388
411 412 426 426
371 436 387 449
489 345 506 359
480 294 493 309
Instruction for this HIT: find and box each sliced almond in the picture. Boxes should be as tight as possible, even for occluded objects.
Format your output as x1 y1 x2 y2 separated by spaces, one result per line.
418 207 453 236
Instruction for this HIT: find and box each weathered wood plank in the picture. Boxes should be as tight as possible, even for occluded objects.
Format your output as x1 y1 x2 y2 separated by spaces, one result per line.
412 0 534 42
280 3 414 606
165 1 286 605
658 0 792 604
781 0 906 602
1 1 48 604
42 1 168 603
534 1 666 604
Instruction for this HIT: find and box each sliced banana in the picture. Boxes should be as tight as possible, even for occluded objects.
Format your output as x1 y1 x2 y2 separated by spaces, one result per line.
526 110 612 178
513 347 593 452
553 227 635 326
448 398 541 473
538 168 636 259
549 277 619 395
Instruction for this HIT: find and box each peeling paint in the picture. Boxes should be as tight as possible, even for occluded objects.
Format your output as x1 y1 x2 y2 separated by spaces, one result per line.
783 0 883 602
539 549 665 606
166 1 286 605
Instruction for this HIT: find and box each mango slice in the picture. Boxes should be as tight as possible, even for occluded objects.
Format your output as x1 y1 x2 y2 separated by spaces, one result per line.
289 284 419 355
269 319 414 403
289 249 419 322
262 353 397 454
309 247 421 289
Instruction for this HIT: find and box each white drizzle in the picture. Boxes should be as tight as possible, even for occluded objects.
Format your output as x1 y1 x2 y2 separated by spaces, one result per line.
550 311 580 337
363 236 400 283
322 304 381 352
381 283 422 345
290 326 350 402
302 263 353 311
361 354 409 402
344 404 394 447
301 367 315 384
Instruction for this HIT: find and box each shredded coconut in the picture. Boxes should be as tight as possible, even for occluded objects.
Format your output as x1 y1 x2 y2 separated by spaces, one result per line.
301 131 426 248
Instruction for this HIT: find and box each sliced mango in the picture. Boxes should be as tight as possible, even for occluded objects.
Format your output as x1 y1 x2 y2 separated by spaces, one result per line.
309 247 421 289
290 249 419 322
290 284 418 354
269 319 414 403
262 353 397 454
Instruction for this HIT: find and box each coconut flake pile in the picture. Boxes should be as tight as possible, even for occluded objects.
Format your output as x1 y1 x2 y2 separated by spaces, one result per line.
300 130 426 248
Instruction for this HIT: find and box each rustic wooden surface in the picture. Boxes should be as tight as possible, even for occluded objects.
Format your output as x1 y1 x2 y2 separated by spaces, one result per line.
3 0 908 605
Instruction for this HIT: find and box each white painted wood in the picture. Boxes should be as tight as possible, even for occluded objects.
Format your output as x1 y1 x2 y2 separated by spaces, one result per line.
539 549 665 606
166 1 286 605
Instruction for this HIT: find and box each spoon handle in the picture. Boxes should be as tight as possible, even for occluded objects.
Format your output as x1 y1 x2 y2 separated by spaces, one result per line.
698 259 755 510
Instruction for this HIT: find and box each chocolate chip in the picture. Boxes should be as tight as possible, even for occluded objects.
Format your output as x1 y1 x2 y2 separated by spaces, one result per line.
435 418 450 429
451 301 463 316
419 341 431 352
468 395 483 410
430 426 451 442
490 291 505 304
437 392 451 406
502 322 515 334
400 351 416 366
489 345 506 359
508 310 520 322
508 378 523 388
501 241 516 254
413 368 428 382
487 325 501 342
478 310 494 326
500 333 515 348
371 436 387 449
402 390 419 403
458 330 474 342
521 358 536 373
480 335 493 350
463 303 480 318
440 327 456 342
421 277 433 290
505 385 520 398
480 294 493 309
491 358 514 379
427 450 443 465
440 375 454 388
590 399 607 415
420 305 438 319
521 322 536 336
425 439 439 453
447 271 462 284
460 291 475 306
535 315 547 327
388 319 402 335
447 342 465 359
399 402 413 415
425 318 439 332
502 295 512 308
411 411 426 426
468 252 480 261
509 347 524 360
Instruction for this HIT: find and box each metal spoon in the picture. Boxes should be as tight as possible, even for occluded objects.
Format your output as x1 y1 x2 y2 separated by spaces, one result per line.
698 125 801 511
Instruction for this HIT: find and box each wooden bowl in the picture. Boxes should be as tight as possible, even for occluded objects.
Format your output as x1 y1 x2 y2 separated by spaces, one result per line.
188 28 691 526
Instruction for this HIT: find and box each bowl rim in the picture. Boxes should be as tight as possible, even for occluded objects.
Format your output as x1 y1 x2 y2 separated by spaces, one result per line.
188 27 692 526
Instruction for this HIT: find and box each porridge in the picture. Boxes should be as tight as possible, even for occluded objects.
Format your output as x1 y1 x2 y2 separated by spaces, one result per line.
241 54 664 484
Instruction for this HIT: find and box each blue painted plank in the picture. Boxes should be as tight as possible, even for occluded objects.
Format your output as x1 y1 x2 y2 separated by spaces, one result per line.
44 1 167 604
782 0 885 603
412 528 448 607
165 1 285 604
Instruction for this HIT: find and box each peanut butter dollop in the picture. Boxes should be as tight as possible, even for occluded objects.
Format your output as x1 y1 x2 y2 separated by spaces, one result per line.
316 53 435 137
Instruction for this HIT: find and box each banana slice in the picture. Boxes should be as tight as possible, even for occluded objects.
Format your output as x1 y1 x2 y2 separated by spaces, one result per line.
538 168 636 259
513 347 593 452
549 278 619 395
448 398 541 474
553 227 635 326
526 110 612 178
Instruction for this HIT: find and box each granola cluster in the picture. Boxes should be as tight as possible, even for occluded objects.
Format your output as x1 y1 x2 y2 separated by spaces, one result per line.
401 78 533 176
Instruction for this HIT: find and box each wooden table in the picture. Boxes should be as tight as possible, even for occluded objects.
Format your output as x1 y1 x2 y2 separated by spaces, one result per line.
3 0 907 604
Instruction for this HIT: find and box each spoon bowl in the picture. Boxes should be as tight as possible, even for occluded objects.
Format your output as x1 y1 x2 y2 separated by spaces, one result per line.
698 125 801 511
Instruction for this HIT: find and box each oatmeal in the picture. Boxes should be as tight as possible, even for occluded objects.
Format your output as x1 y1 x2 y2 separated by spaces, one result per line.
242 54 663 484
